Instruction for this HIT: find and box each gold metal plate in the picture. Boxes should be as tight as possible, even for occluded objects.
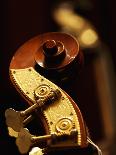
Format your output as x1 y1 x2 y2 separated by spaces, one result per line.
10 67 81 147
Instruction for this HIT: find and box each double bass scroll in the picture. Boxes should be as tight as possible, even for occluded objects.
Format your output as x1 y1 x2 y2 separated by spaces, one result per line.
5 32 102 155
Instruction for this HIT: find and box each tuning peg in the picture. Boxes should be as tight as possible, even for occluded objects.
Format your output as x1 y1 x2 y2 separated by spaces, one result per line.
5 89 61 132
16 128 52 154
16 128 32 154
16 127 78 154
8 127 18 138
5 108 33 132
19 89 61 118
5 108 24 132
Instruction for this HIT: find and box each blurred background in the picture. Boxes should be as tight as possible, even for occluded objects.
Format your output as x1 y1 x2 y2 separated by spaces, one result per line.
1 0 116 154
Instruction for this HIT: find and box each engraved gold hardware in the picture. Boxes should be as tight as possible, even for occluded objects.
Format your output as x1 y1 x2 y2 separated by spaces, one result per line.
16 128 52 154
35 89 62 107
8 67 87 148
16 128 78 154
34 84 51 99
20 104 38 117
19 88 61 117
23 115 34 126
5 89 61 132
55 118 75 135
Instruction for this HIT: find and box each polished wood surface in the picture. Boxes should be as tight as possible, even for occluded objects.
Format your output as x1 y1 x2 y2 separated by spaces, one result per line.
10 32 83 70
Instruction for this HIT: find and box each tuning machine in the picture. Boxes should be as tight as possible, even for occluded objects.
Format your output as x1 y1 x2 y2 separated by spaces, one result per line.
5 88 61 132
5 108 34 132
15 127 78 154
15 128 52 154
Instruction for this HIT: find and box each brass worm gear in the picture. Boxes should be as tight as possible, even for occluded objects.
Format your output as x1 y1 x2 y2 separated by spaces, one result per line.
55 117 75 135
34 84 51 99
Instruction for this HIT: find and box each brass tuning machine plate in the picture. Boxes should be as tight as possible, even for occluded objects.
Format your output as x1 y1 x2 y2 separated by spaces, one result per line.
4 67 88 154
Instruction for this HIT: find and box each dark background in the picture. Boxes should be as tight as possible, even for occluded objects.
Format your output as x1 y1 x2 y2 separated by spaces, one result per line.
1 0 116 154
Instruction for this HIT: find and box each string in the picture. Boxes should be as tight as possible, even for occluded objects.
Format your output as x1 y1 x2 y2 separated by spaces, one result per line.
87 137 102 155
